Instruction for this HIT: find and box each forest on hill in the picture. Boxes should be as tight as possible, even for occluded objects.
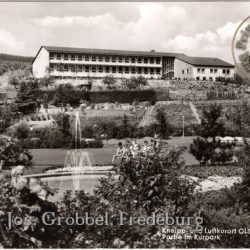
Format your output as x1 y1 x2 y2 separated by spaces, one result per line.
0 53 33 63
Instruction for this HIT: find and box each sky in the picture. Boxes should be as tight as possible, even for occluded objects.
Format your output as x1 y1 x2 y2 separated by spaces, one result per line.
0 2 249 63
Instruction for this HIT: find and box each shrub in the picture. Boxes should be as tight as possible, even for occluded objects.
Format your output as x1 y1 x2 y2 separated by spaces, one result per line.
14 122 30 139
16 101 37 115
102 75 117 89
52 84 87 107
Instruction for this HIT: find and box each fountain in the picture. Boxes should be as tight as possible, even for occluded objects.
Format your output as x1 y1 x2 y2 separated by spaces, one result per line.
24 108 113 201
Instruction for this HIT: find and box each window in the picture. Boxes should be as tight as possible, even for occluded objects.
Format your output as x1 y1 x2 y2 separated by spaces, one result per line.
209 77 213 81
71 54 75 61
156 58 161 64
182 70 185 74
49 53 54 59
49 63 55 70
144 68 148 74
156 68 161 74
150 68 154 74
187 69 189 74
105 66 110 73
131 67 136 74
78 54 82 61
77 65 82 72
71 65 76 72
197 68 201 73
63 54 68 60
98 56 103 62
57 53 61 60
92 55 96 62
203 77 206 80
99 66 103 73
138 57 142 63
125 67 129 74
112 56 116 62
214 69 218 73
105 56 110 62
118 67 123 73
85 55 89 61
210 69 213 73
223 69 226 74
144 58 148 64
125 57 129 63
118 56 123 62
201 68 205 73
137 67 142 74
196 77 200 80
150 58 154 64
64 64 69 71
227 69 230 74
92 66 96 72
85 65 89 72
131 57 136 63
112 66 116 73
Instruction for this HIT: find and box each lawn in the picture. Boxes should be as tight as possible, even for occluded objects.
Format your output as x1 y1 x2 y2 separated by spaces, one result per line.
26 136 199 176
157 102 198 128
30 148 115 166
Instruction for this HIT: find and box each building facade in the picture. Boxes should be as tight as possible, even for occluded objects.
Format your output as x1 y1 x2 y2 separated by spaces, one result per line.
32 46 235 81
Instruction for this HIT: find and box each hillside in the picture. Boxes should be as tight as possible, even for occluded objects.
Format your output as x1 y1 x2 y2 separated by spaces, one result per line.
0 53 33 63
0 53 33 78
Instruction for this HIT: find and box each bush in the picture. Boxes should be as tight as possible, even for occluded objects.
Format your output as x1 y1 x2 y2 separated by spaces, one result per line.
81 138 103 148
16 101 37 114
52 84 87 107
102 75 116 89
123 76 148 90
14 122 30 139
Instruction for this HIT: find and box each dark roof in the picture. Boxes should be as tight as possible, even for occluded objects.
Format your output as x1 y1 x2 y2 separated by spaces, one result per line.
33 45 235 68
42 45 183 58
176 54 234 68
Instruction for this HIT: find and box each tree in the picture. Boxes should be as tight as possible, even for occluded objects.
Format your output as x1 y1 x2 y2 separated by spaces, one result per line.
40 77 54 88
122 78 136 90
54 112 71 137
122 114 129 138
134 75 148 89
8 76 19 88
155 107 172 139
43 93 48 109
190 103 234 165
102 75 116 89
123 76 148 90
197 104 225 139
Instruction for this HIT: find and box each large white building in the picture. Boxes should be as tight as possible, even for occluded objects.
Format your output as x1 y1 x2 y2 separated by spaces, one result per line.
32 46 235 81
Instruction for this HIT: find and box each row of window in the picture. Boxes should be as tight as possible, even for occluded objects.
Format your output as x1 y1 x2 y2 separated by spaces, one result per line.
49 52 161 64
197 68 231 74
196 77 214 81
49 64 161 74
182 69 191 74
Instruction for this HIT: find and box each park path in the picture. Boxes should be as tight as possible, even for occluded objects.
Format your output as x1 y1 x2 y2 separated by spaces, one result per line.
189 102 201 124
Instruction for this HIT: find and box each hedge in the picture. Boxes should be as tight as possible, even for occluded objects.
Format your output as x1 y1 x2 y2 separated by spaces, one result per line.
86 89 156 104
28 88 156 104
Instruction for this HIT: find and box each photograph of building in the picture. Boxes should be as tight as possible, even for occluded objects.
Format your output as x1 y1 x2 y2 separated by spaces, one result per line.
32 46 235 80
2 1 250 249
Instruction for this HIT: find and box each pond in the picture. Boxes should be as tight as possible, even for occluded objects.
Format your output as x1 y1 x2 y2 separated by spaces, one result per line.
41 174 106 202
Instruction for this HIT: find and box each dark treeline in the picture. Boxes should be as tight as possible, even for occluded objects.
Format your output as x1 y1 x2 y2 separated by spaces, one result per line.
0 53 34 63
